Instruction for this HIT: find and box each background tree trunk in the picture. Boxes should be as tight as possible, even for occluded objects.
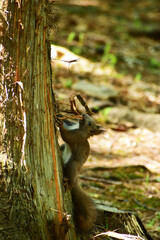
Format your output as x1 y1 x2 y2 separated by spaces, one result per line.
0 1 76 239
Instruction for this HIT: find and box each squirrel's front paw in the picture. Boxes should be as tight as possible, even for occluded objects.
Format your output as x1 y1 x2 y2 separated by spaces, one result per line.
63 177 70 191
63 177 73 191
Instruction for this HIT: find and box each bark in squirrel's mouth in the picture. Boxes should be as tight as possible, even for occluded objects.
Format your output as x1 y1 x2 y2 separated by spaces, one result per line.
90 126 105 136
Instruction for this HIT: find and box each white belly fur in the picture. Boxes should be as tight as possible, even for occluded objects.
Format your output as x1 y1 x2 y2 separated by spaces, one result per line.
63 143 72 164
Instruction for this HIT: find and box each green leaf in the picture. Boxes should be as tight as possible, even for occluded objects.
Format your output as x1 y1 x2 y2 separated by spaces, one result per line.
67 32 76 43
102 107 112 118
149 58 160 69
135 72 142 82
64 79 72 89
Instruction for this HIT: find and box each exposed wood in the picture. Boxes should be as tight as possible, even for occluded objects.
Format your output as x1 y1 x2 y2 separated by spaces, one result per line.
97 204 153 240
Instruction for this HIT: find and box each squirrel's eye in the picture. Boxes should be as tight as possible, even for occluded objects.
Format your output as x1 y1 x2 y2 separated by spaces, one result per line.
88 122 91 126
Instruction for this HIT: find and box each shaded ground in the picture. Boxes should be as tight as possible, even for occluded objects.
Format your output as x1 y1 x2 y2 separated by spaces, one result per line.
51 0 160 239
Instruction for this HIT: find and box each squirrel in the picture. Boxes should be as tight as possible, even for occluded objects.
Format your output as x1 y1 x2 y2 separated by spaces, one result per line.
58 113 104 233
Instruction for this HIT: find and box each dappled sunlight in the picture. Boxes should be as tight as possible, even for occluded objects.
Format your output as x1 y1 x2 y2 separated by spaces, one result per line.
51 44 160 117
60 0 100 7
88 128 160 173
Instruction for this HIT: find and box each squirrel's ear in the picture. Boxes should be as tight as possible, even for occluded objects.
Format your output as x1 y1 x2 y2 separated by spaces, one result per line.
82 113 86 119
81 114 86 123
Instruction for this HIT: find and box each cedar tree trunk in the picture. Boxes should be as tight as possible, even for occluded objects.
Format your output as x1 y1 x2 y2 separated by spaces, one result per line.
0 1 76 239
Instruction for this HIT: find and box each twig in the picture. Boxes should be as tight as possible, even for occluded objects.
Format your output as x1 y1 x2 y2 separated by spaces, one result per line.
51 58 80 64
51 58 80 71
79 175 122 185
70 94 81 115
133 198 160 212
76 94 93 116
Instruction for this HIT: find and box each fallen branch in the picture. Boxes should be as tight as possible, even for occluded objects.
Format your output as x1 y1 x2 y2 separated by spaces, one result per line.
79 175 122 185
133 198 160 213
93 231 145 240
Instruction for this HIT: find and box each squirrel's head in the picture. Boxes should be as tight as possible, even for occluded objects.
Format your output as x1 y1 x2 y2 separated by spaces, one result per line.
80 114 104 138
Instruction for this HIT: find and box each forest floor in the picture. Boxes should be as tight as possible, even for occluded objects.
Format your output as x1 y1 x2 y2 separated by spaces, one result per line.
51 0 160 239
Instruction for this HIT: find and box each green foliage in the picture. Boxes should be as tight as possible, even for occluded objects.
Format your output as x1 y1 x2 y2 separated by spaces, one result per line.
78 32 85 44
67 32 85 55
134 18 143 29
92 106 100 111
71 46 81 55
134 72 142 82
156 177 160 182
101 44 117 66
104 43 111 55
64 79 72 88
146 219 157 229
101 107 112 121
67 32 76 43
105 217 109 230
145 173 150 183
149 58 160 69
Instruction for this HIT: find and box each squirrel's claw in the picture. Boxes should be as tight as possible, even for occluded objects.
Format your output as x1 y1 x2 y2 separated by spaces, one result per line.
63 177 69 191
63 177 74 191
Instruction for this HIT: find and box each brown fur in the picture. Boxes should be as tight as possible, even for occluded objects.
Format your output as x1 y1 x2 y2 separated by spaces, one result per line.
72 179 97 233
59 114 104 233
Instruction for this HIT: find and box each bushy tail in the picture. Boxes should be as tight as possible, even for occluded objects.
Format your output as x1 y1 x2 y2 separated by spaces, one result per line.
71 178 97 233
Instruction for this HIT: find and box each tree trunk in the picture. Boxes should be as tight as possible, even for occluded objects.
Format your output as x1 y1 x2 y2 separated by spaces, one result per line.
0 1 76 239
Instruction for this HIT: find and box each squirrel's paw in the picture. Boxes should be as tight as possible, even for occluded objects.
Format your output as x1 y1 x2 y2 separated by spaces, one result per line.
64 177 73 191
63 177 69 191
